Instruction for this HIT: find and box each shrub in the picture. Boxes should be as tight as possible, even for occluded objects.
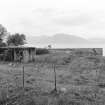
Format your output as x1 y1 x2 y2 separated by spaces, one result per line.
0 88 8 104
36 48 49 55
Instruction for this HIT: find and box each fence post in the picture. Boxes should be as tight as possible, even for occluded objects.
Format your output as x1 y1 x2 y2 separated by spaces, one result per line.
53 64 57 92
22 66 25 89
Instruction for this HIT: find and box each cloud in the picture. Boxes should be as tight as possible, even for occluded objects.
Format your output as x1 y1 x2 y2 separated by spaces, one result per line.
33 8 56 16
33 8 94 27
52 12 93 26
86 11 105 30
4 6 105 38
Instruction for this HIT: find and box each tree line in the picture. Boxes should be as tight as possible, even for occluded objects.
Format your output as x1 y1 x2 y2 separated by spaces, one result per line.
0 24 26 47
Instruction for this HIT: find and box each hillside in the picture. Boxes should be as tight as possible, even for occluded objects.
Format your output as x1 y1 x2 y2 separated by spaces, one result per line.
27 33 89 45
27 33 105 47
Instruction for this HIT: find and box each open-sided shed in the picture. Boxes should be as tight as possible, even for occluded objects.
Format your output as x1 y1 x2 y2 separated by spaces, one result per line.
0 44 36 63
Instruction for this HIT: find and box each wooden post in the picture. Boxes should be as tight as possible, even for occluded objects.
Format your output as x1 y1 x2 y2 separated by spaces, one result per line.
53 64 57 92
22 66 25 89
34 48 36 62
14 48 16 61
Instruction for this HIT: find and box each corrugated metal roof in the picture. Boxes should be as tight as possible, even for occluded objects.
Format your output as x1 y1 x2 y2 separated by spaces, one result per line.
0 44 36 49
18 44 36 48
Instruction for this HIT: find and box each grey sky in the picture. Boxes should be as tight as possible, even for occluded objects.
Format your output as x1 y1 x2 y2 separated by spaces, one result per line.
0 0 105 38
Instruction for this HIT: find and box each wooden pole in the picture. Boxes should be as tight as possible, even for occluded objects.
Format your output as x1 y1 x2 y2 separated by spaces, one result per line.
14 48 16 62
22 66 25 89
53 64 57 91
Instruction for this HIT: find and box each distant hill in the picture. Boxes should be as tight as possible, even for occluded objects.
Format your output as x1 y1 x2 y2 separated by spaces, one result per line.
26 33 105 48
27 33 89 45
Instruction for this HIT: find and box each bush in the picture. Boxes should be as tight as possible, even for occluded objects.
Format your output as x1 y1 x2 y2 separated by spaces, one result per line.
36 48 49 55
0 88 8 104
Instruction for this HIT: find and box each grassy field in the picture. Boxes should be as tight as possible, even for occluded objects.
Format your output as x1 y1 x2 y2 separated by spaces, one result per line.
0 49 105 104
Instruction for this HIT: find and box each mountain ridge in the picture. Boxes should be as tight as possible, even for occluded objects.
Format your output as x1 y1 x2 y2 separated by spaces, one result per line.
26 33 105 48
27 33 89 44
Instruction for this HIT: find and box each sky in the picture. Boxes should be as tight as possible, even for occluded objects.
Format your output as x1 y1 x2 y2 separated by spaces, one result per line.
0 0 105 39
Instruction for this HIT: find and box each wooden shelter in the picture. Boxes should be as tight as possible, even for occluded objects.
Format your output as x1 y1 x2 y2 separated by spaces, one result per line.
0 44 36 63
